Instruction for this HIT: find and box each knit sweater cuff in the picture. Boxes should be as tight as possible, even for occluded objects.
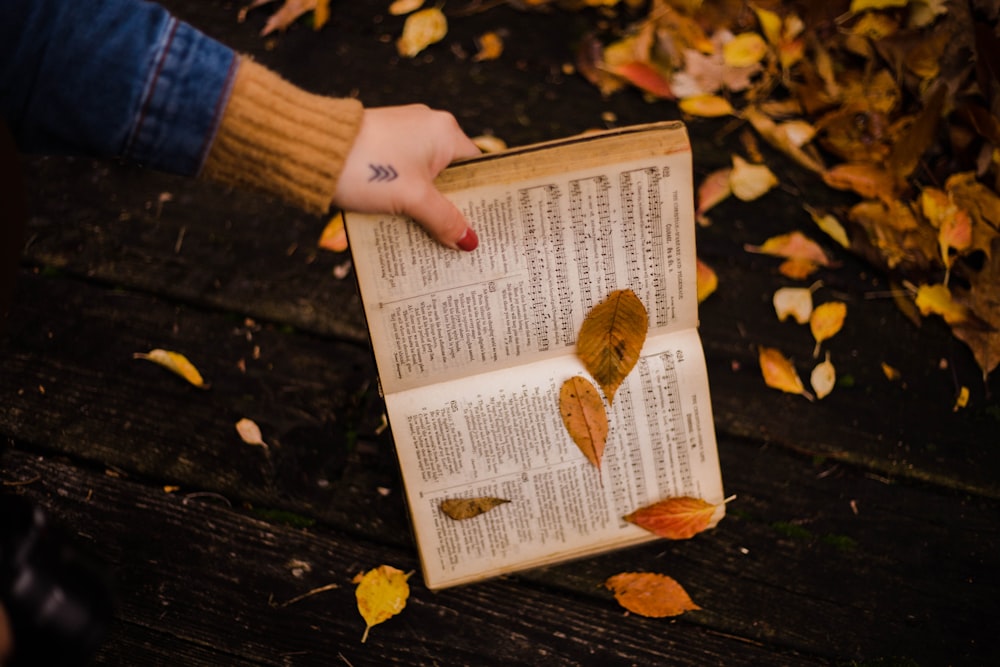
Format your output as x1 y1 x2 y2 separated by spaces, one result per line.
201 57 363 215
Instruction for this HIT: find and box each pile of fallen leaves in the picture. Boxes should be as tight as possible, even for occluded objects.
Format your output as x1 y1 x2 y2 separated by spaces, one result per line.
562 0 1000 384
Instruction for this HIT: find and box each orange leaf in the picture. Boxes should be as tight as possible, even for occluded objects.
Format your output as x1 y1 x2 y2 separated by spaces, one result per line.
604 572 701 618
759 346 813 400
696 167 732 225
778 257 820 280
559 376 609 470
810 301 847 357
914 284 969 325
396 7 447 57
576 289 648 403
696 258 718 303
319 212 349 252
745 231 831 267
623 496 720 540
608 61 674 99
679 94 735 118
822 163 896 201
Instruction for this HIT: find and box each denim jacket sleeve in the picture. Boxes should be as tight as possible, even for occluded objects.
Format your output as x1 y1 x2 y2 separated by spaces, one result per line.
0 0 238 175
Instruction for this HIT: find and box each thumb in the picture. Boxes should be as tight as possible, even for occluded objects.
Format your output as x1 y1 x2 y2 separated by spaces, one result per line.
405 186 478 251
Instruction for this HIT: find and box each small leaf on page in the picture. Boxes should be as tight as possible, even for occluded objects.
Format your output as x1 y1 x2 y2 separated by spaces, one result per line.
605 572 701 618
759 346 813 400
133 349 208 389
440 496 511 520
559 376 609 470
624 496 720 540
353 565 411 643
576 289 648 403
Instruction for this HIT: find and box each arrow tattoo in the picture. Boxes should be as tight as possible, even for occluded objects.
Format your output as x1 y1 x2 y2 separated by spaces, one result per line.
367 164 398 182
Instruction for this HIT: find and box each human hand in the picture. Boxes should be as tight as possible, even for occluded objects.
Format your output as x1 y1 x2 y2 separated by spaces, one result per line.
333 104 481 251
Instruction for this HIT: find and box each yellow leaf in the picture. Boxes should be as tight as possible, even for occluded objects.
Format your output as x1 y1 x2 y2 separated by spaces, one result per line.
388 0 424 15
850 0 910 10
576 289 648 403
559 376 609 470
881 362 902 381
235 418 269 450
778 257 820 280
439 496 511 520
730 155 778 201
623 496 721 540
810 352 836 400
679 94 734 118
696 258 718 303
396 7 447 57
318 212 349 252
723 32 769 68
804 205 850 248
953 386 970 411
810 301 847 357
473 31 504 62
752 4 783 46
353 565 411 643
133 349 207 388
773 283 820 324
759 346 813 400
604 572 701 618
914 284 969 324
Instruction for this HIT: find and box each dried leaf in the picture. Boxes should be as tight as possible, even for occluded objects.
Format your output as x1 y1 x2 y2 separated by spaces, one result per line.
745 231 831 267
953 385 970 411
319 212 349 252
604 572 701 618
133 349 207 388
235 418 269 449
759 346 813 400
850 0 909 10
471 134 507 153
773 283 820 324
623 496 720 540
696 258 718 303
609 61 674 99
439 496 511 520
696 167 732 225
822 163 897 201
396 7 446 57
811 352 836 399
914 284 969 324
559 376 609 470
245 0 329 36
778 257 820 280
473 31 504 62
353 565 411 642
722 32 768 68
576 289 648 403
810 301 847 357
730 155 778 201
804 205 850 248
388 0 424 15
882 361 902 381
679 94 734 118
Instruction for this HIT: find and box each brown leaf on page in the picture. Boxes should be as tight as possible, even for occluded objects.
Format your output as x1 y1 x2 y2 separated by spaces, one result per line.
559 376 609 471
576 289 649 403
439 497 511 520
623 496 720 540
604 572 701 618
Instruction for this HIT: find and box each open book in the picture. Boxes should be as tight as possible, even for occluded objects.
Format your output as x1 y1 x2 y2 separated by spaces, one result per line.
345 121 725 590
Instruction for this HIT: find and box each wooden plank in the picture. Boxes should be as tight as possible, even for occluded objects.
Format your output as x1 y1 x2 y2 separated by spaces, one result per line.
1 449 825 667
2 273 998 663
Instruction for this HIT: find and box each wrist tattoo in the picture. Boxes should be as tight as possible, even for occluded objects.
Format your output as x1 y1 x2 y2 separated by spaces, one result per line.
367 164 398 182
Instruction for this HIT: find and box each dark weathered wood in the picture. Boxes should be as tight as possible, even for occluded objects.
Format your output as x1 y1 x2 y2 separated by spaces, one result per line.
4 1 1000 664
3 449 829 667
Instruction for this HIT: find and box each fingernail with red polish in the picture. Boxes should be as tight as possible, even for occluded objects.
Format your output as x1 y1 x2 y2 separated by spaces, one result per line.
456 227 479 251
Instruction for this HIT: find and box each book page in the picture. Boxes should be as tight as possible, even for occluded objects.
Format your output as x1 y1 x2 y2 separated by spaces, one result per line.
388 328 723 590
347 123 696 395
